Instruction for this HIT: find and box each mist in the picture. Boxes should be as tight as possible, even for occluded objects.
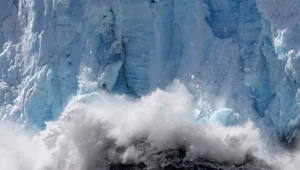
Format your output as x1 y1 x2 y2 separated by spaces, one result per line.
1 81 300 169
0 82 269 169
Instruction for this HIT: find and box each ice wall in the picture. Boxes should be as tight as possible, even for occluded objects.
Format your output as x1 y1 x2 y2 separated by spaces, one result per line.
0 0 125 129
0 0 300 144
257 0 300 144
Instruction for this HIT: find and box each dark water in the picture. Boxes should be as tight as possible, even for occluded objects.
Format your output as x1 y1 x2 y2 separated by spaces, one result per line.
109 149 271 170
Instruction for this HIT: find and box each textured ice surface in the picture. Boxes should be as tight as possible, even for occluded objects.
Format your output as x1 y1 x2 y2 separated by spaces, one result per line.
0 0 300 145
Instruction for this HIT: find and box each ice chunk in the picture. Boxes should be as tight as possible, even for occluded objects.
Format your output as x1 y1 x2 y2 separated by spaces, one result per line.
244 74 259 87
209 108 240 126
98 60 123 91
285 50 300 84
194 108 201 120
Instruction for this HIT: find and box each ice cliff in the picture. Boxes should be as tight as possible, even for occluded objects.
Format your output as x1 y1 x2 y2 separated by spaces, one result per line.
1 0 300 145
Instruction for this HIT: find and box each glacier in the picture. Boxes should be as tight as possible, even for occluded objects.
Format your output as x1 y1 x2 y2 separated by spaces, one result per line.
1 0 300 169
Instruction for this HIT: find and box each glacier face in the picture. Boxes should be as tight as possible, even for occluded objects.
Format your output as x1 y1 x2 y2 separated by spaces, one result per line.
0 0 300 144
